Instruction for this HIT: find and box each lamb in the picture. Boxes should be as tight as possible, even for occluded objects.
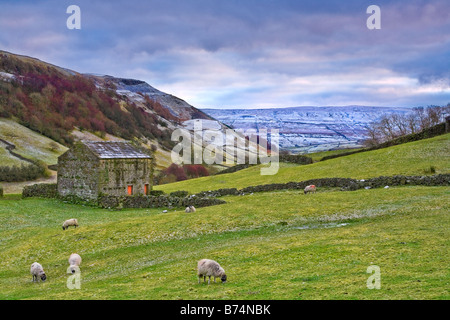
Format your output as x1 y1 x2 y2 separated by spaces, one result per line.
185 205 196 213
197 259 227 284
304 185 317 194
68 253 82 274
62 218 78 230
30 262 47 282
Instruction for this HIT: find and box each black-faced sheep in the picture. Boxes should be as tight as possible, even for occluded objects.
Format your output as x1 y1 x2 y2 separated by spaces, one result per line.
62 218 78 230
304 185 316 194
68 253 82 274
197 259 227 284
30 262 47 282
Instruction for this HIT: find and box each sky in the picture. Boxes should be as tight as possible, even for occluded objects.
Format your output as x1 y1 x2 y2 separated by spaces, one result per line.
0 0 449 109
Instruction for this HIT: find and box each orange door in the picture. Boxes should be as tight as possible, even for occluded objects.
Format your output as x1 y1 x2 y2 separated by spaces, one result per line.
127 185 133 195
144 184 149 195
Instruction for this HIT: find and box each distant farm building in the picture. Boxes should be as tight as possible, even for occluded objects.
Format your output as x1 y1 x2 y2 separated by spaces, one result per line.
57 141 153 201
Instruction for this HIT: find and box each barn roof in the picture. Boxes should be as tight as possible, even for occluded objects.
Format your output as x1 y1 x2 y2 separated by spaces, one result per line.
82 141 152 159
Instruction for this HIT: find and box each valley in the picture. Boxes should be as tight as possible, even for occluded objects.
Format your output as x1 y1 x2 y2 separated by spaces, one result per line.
203 106 412 153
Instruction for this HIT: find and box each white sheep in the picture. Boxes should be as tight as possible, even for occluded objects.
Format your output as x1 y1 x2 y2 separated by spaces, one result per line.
62 218 78 230
68 253 82 274
30 262 47 282
304 185 317 194
197 259 227 284
185 205 196 213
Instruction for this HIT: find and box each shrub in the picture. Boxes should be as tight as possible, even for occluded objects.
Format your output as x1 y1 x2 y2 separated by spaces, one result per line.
0 162 47 182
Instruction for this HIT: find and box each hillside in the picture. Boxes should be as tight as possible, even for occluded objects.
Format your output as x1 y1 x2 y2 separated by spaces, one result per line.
203 106 412 153
155 133 450 194
0 186 448 300
0 124 448 300
0 50 215 154
0 118 68 166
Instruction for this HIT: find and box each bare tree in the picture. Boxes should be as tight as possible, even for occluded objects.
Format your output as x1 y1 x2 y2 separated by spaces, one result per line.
363 105 448 146
405 113 419 134
391 113 408 136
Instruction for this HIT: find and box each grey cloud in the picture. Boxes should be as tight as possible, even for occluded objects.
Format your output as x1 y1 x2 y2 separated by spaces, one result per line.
0 0 449 107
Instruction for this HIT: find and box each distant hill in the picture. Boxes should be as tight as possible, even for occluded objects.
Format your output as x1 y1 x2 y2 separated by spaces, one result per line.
202 106 412 153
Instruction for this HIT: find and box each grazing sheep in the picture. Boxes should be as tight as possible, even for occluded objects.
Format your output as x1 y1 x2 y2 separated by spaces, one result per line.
197 259 227 284
304 185 316 194
62 218 78 230
68 253 82 274
185 205 196 213
30 262 47 282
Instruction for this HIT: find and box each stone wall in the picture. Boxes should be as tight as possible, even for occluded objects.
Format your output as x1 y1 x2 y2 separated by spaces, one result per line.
23 183 58 198
23 174 449 210
97 194 226 209
192 174 450 197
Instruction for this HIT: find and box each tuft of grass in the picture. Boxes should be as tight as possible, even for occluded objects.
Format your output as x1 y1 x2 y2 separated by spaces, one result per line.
423 165 437 174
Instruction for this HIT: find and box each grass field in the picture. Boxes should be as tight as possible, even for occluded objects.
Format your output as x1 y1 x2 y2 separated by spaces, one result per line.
0 186 448 300
0 118 68 166
307 147 363 162
155 133 450 194
0 131 448 300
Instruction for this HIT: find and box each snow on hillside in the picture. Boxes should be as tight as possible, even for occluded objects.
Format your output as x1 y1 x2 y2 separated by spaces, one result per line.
202 106 412 153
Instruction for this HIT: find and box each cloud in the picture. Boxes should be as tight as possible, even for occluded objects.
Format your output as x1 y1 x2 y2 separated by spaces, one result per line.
0 0 449 108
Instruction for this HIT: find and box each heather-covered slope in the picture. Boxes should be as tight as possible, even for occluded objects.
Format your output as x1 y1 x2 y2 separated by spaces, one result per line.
0 51 213 152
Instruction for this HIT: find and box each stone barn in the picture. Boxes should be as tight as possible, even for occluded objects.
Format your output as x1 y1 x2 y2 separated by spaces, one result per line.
57 141 153 201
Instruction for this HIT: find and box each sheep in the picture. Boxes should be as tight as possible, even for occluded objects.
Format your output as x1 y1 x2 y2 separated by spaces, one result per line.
197 259 227 284
304 185 316 194
30 262 47 282
62 218 78 230
68 253 82 274
185 205 196 213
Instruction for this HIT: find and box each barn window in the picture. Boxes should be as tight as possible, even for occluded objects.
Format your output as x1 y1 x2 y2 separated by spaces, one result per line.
144 184 149 195
127 185 133 195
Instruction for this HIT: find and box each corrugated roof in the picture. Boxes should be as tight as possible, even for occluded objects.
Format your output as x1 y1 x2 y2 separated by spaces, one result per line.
82 141 152 159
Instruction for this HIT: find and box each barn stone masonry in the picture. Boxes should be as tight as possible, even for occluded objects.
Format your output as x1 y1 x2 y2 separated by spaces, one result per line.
57 141 153 201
